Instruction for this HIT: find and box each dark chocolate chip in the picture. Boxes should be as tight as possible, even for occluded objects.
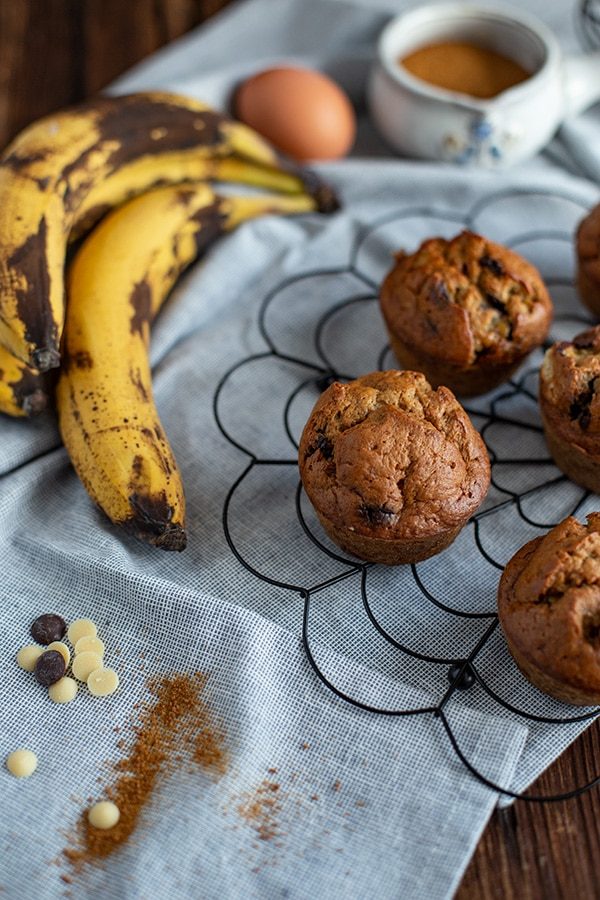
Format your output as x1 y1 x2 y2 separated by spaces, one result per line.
30 613 67 645
569 377 597 430
484 292 506 314
359 504 395 526
316 432 333 460
535 590 561 606
480 255 504 276
583 611 600 647
34 650 66 686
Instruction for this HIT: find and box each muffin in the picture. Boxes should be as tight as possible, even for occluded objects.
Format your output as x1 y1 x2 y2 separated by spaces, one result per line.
576 203 600 317
379 230 553 396
498 514 600 706
298 370 490 565
539 325 600 493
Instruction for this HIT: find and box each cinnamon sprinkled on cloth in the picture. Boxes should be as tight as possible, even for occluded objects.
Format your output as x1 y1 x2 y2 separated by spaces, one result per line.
237 780 282 842
64 672 226 869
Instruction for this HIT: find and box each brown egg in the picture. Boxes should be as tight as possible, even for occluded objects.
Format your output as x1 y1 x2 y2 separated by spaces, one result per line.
234 66 356 162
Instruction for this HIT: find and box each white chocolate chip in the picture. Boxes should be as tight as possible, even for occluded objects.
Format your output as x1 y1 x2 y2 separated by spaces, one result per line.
74 635 105 658
87 667 119 697
48 676 78 704
6 748 38 778
67 618 97 646
16 645 43 672
88 800 120 829
72 651 103 682
47 641 71 668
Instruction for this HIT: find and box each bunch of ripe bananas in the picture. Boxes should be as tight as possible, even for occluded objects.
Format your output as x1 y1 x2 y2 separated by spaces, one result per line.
0 91 339 550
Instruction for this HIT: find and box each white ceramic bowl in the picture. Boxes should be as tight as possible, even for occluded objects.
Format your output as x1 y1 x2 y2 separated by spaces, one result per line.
367 1 600 167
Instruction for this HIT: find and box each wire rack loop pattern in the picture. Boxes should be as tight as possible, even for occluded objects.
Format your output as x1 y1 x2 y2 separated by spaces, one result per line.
213 183 600 803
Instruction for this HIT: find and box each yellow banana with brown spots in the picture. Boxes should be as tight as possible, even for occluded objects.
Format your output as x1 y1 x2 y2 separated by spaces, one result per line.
0 91 338 370
56 182 317 550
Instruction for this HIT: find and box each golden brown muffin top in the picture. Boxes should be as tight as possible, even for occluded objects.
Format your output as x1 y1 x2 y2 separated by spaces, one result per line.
379 231 552 368
577 204 600 284
298 370 490 541
499 514 600 695
539 325 600 451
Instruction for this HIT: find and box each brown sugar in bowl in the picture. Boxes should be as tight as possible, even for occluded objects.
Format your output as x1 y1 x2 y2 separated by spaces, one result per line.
379 230 553 397
497 514 600 707
298 370 490 565
539 325 600 494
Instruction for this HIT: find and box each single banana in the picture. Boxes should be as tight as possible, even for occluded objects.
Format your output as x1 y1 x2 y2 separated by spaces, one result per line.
0 91 339 370
71 154 324 241
0 344 52 417
57 182 317 550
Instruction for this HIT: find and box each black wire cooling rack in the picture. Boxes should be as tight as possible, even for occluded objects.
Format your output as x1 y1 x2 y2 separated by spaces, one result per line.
211 0 600 807
212 181 600 805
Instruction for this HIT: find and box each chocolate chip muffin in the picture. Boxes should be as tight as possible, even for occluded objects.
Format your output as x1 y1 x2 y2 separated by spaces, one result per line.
539 325 600 494
576 203 600 317
379 230 553 396
498 514 600 706
298 370 490 565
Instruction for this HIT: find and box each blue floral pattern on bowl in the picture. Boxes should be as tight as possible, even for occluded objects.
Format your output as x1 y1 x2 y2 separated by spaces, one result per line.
443 115 517 165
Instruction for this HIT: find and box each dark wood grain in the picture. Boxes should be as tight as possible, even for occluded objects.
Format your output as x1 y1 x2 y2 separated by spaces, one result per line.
457 721 600 899
1 2 599 896
0 0 231 149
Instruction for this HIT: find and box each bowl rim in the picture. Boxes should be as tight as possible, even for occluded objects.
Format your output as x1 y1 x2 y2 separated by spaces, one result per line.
376 1 561 110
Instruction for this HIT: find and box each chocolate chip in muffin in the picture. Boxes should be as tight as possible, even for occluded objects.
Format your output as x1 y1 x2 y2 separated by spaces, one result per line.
568 378 596 430
315 432 333 460
583 610 600 649
359 504 396 527
479 254 504 277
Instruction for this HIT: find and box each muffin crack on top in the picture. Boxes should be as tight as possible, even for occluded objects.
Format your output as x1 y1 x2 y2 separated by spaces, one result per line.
298 370 490 565
303 375 474 451
535 532 600 606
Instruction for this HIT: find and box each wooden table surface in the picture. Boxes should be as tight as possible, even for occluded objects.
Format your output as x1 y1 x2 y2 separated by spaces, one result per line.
1 2 599 897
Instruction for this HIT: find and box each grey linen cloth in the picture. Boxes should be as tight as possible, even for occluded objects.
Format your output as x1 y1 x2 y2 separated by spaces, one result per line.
2 0 600 897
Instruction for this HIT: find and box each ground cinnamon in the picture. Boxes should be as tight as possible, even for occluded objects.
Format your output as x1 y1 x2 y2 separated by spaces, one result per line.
237 779 283 842
64 671 227 869
400 41 531 99
193 721 228 775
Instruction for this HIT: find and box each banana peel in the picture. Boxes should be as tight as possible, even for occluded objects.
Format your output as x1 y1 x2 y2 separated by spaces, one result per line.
57 183 319 549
